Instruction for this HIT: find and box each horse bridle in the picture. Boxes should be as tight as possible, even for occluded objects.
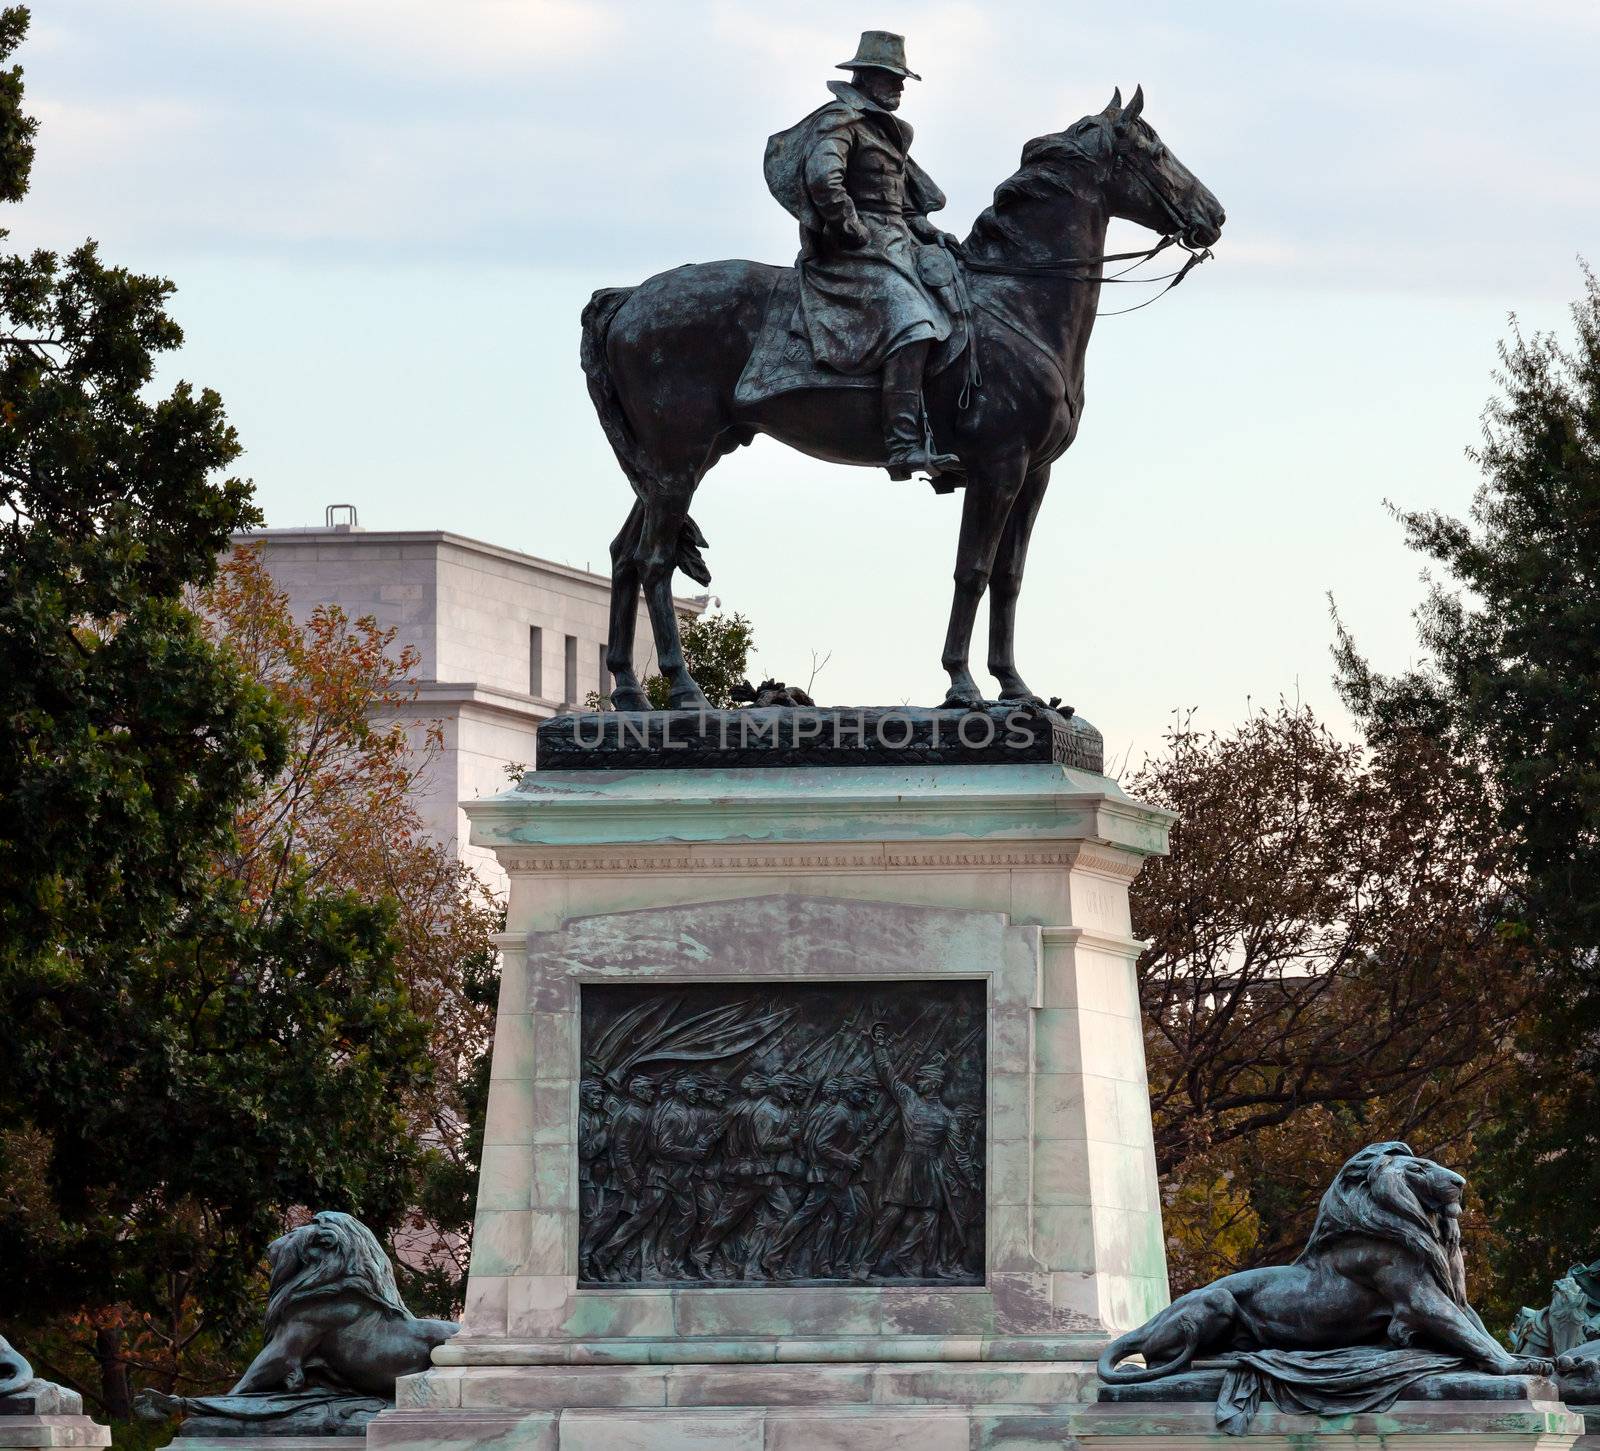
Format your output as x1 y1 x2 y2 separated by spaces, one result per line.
943 128 1213 405
954 126 1212 295
1113 143 1197 247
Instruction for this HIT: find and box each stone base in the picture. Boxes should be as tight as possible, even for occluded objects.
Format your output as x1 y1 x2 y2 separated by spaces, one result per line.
1078 1394 1584 1449
0 1419 110 1450
173 1440 365 1450
374 1358 1103 1450
533 704 1104 772
374 1404 1097 1451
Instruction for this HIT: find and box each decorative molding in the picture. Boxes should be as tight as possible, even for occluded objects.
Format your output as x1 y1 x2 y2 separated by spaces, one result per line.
498 845 1102 876
1064 845 1144 883
1041 925 1148 958
465 775 1177 869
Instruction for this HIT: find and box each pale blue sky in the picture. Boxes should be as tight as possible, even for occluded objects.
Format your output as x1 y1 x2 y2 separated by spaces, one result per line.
15 1 1598 759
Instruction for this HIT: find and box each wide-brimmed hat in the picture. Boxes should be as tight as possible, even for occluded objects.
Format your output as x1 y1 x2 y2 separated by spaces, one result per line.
836 29 920 81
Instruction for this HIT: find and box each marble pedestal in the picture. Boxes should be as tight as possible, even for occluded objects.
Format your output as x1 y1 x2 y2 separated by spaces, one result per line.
0 1383 109 1449
175 1441 359 1451
1078 1391 1584 1451
0 1423 108 1451
375 760 1174 1449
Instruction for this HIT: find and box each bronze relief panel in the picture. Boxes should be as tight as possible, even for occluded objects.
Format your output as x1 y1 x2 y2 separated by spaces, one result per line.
577 979 985 1287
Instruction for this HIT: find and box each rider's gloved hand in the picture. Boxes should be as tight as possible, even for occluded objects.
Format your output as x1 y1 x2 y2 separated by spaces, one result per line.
909 215 956 248
837 215 871 249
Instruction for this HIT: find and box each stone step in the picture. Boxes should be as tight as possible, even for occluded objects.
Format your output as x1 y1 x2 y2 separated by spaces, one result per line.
397 1358 1101 1412
371 1403 1093 1451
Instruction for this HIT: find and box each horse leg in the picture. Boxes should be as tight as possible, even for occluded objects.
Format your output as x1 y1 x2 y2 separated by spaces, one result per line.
606 500 650 711
987 462 1051 705
940 457 1028 709
636 476 710 711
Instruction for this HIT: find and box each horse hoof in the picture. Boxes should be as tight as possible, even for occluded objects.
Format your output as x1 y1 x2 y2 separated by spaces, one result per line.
610 687 651 712
670 687 711 711
998 691 1047 710
940 688 988 711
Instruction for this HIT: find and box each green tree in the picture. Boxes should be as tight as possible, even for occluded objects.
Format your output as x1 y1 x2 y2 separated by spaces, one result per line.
589 609 755 710
0 15 271 985
648 610 753 709
1333 267 1600 1326
0 9 438 1418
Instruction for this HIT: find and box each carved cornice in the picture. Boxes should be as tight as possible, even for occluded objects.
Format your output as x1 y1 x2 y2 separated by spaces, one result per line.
1064 844 1144 883
1042 925 1149 958
496 845 1094 875
466 769 1176 865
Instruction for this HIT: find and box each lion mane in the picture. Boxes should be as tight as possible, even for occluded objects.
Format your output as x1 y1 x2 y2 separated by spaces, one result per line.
264 1211 414 1338
1297 1140 1467 1307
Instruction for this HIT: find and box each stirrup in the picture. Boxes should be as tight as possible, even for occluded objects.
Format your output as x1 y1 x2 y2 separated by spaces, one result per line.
885 450 960 482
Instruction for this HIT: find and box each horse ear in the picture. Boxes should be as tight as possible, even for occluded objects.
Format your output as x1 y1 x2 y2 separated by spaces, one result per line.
1101 87 1122 117
1119 84 1145 126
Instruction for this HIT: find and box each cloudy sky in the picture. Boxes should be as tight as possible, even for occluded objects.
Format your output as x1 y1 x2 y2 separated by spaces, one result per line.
14 1 1598 759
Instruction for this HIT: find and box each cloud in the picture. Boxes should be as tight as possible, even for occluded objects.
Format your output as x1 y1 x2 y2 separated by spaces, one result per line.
31 96 208 160
11 0 1596 301
155 0 621 75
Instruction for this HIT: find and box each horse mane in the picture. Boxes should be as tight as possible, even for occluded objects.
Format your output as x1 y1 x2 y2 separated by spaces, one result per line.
965 115 1113 255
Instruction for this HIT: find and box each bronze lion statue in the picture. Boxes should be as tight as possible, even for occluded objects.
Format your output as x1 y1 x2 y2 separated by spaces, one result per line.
232 1209 459 1398
137 1211 457 1433
1099 1141 1554 1384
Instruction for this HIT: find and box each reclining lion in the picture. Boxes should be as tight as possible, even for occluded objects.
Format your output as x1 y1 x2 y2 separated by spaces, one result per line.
137 1211 458 1433
1100 1142 1553 1383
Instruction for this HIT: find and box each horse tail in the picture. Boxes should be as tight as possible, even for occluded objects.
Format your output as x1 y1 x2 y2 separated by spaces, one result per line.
1097 1326 1198 1384
580 288 646 500
580 286 711 587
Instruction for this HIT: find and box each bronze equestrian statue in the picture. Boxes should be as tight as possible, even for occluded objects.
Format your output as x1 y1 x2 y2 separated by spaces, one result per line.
582 30 1225 712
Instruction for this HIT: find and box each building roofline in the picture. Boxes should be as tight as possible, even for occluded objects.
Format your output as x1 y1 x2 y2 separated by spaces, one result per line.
230 526 711 613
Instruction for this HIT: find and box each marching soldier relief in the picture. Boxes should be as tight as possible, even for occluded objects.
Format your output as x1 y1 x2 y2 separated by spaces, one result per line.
576 981 985 1287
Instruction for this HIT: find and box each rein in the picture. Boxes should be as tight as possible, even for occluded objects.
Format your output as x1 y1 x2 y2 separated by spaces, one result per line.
954 234 1212 306
946 237 1210 405
956 232 1178 278
952 146 1213 310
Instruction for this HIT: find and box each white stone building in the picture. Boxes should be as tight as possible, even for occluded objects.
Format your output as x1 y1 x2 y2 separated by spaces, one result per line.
234 518 705 891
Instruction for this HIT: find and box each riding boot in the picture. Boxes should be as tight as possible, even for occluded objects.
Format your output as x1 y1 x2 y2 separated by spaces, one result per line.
882 341 960 480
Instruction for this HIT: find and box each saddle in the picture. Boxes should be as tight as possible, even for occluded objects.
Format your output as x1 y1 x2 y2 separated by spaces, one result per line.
733 261 973 410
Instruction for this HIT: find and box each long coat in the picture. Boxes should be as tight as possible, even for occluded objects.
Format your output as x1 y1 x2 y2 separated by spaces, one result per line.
871 1044 956 1210
765 81 953 374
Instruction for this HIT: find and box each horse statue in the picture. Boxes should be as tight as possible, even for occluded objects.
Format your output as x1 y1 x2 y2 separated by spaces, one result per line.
582 86 1225 712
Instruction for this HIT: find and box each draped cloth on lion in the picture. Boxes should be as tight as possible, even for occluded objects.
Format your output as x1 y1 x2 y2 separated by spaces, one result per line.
1215 1348 1467 1436
137 1384 389 1437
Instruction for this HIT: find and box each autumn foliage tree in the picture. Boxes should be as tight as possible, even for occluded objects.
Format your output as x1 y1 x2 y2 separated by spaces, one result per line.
198 547 499 1315
1129 706 1530 1298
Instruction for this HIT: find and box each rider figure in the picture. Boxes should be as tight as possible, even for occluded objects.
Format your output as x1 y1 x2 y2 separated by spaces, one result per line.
764 30 961 481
